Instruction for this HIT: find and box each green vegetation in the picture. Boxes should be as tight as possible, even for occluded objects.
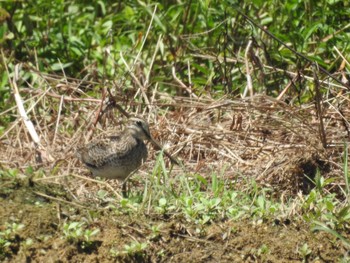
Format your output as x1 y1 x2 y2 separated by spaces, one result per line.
0 223 25 257
298 243 312 263
1 1 349 107
62 221 100 249
110 241 148 257
1 0 350 262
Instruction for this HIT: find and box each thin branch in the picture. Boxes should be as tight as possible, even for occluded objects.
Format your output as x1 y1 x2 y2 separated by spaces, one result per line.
53 95 64 145
3 61 40 145
313 64 327 148
172 66 198 99
243 40 253 98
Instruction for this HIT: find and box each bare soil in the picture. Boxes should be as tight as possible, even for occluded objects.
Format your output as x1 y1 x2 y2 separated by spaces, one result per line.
0 178 348 263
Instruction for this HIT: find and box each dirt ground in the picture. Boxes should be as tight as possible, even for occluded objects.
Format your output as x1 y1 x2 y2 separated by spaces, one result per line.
0 178 348 263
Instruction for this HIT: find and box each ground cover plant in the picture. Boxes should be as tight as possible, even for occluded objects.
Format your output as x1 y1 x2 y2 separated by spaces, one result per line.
1 1 350 262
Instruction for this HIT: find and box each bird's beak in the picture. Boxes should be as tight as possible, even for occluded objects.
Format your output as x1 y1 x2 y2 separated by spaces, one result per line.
148 136 180 166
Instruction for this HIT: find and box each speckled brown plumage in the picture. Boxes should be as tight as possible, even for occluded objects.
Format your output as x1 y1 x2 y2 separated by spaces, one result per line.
76 117 150 181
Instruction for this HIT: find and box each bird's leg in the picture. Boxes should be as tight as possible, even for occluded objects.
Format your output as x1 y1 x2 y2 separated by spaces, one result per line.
122 181 128 197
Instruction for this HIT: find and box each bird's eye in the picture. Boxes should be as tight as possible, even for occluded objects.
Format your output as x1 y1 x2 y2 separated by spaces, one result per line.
136 121 142 126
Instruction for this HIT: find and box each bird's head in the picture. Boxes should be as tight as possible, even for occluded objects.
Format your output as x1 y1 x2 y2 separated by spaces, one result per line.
127 117 151 141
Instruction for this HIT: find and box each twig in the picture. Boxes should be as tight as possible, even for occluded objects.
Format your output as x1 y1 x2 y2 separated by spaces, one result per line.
145 35 162 87
133 4 157 73
187 60 196 100
33 191 88 209
92 87 108 126
276 75 299 101
313 64 327 148
145 35 163 115
175 234 212 244
180 18 228 39
1 60 54 163
118 5 159 111
103 91 131 118
322 23 350 42
333 46 350 69
6 87 102 103
71 173 124 200
120 51 150 106
172 66 198 98
10 64 41 145
53 95 64 145
192 53 347 90
243 40 253 98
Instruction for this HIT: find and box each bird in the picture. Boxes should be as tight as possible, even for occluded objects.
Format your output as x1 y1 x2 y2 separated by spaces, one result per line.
76 116 179 190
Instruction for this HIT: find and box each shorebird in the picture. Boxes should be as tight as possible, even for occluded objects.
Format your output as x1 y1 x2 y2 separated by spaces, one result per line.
76 116 179 190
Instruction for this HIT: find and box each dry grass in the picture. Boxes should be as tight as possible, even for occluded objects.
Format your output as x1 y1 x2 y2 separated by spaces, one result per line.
1 67 350 201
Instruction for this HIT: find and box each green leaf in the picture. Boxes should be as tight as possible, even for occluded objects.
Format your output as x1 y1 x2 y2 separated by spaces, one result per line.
303 23 321 41
159 198 167 207
97 1 106 15
51 62 73 71
312 221 350 247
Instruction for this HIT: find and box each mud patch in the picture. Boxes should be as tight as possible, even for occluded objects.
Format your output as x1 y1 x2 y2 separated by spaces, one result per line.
0 178 349 262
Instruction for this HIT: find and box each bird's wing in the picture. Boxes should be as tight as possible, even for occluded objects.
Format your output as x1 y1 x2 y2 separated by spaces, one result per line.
76 132 138 167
